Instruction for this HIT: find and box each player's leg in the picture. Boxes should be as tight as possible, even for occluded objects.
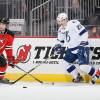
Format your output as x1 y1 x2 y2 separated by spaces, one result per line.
63 49 83 83
0 54 9 83
91 69 100 84
78 46 100 84
79 64 99 84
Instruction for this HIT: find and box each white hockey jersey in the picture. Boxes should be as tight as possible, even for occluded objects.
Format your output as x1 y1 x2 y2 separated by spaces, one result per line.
57 20 88 50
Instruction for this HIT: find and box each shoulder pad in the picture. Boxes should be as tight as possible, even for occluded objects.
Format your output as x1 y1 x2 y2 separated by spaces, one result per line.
70 20 79 23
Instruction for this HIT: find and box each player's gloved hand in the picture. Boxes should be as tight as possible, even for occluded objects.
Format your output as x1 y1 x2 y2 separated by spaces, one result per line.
8 61 15 68
8 56 16 68
52 44 63 54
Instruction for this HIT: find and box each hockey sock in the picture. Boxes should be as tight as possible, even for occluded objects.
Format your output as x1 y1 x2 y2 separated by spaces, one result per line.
92 69 100 81
95 69 100 76
0 65 7 79
66 65 78 79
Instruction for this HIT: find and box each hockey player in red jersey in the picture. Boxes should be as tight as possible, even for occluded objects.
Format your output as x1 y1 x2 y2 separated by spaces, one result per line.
0 18 17 83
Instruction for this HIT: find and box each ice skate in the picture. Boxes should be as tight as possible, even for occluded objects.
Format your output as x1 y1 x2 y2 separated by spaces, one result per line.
90 74 99 84
73 73 84 83
0 78 12 84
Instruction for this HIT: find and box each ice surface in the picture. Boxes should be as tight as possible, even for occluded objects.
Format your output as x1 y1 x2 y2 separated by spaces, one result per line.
0 82 100 100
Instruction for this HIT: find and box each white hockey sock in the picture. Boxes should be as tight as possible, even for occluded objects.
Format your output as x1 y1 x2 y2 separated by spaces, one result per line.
66 65 78 79
62 60 79 79
79 65 95 76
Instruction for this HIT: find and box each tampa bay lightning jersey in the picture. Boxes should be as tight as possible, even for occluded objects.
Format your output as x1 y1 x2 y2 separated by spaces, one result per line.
57 20 88 49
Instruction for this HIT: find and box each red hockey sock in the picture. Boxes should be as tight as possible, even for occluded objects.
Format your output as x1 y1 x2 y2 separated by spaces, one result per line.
96 69 100 76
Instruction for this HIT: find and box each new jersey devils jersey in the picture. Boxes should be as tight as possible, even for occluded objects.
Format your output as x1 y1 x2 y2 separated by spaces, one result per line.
0 28 14 62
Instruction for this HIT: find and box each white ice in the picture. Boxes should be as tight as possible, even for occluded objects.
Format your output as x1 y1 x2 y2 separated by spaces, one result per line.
0 82 100 100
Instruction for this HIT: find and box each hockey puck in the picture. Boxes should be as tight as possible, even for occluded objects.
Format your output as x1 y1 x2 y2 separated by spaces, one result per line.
23 86 27 88
52 82 54 85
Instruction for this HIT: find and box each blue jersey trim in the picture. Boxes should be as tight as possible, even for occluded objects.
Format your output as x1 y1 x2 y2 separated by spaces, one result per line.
68 41 88 51
79 29 87 36
69 46 79 51
67 65 76 73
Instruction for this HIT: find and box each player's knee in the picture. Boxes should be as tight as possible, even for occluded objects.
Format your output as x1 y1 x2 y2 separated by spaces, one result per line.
63 56 75 63
63 49 77 63
61 60 76 73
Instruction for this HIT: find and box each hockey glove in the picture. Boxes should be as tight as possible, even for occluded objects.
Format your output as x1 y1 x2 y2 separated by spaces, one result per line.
8 61 15 68
52 44 63 54
8 56 20 68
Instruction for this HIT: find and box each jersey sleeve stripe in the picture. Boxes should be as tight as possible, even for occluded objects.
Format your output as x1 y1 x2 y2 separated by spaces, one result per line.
5 46 12 48
5 46 12 49
0 72 5 75
79 29 87 36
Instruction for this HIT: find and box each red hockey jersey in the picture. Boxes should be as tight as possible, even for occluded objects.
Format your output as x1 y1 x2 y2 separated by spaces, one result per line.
0 29 14 62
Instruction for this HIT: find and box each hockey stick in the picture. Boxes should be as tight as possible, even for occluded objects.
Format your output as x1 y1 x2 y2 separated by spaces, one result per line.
0 54 55 85
10 54 55 85
12 64 54 85
14 64 44 83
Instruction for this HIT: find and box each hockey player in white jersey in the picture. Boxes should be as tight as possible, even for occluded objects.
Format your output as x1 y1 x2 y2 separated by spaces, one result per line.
53 12 100 84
